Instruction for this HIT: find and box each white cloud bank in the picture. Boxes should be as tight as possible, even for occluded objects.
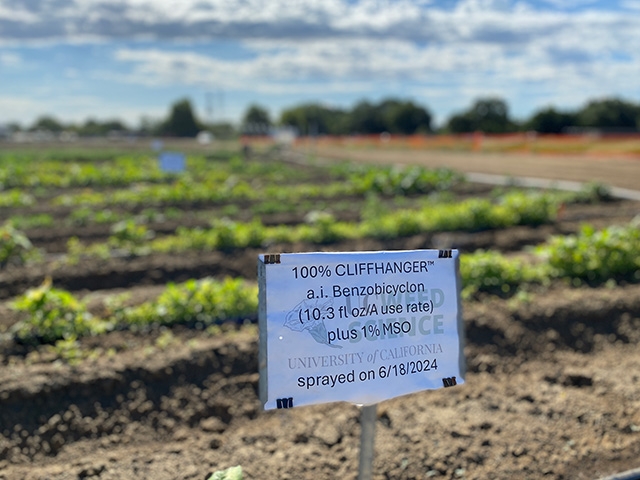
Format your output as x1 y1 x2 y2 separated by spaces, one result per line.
1 0 639 124
1 0 637 47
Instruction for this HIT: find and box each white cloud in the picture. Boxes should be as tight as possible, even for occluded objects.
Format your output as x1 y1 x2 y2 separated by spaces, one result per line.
1 0 420 43
0 0 632 46
1 0 639 124
0 93 164 126
110 30 640 101
0 96 42 121
0 1 637 77
0 51 21 66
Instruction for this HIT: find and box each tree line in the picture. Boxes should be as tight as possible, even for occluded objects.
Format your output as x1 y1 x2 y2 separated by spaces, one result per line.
6 96 640 139
4 99 235 139
248 97 640 135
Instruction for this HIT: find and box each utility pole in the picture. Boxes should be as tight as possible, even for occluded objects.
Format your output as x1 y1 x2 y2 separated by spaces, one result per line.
205 92 213 124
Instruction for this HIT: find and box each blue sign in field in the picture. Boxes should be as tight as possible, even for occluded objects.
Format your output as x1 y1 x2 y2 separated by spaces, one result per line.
158 151 186 173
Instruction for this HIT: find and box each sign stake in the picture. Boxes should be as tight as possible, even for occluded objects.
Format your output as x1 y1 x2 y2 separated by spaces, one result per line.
358 403 377 480
259 250 465 476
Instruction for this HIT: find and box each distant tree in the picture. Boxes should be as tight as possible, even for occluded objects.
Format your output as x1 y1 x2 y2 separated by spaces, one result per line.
525 107 577 134
379 99 432 134
241 104 272 135
138 116 163 136
446 114 475 134
6 122 22 133
103 119 127 132
280 103 348 135
80 119 100 136
447 98 516 134
162 98 200 137
278 98 432 136
575 98 640 130
30 116 64 133
348 100 386 134
243 104 271 126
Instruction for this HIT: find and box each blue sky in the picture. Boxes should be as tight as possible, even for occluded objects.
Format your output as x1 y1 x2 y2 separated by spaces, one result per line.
1 0 639 128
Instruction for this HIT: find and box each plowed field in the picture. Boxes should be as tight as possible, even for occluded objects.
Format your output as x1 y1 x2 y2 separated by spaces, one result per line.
0 145 639 480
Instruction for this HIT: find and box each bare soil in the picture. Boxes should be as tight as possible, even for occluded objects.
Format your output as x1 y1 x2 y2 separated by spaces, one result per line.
311 146 640 192
1 149 639 480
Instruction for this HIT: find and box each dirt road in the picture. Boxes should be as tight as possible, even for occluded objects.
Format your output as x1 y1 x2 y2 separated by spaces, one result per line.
309 146 640 191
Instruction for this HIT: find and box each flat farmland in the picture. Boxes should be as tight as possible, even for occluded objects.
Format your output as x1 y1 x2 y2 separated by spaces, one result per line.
0 142 639 480
306 143 640 191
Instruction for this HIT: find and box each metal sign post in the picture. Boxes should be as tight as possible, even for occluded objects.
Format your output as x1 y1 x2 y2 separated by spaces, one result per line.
358 403 377 480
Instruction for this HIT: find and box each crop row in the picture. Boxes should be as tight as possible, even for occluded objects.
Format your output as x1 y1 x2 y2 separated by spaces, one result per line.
0 152 315 206
0 187 608 265
0 165 462 223
52 166 460 210
461 222 640 297
6 220 638 355
69 190 576 258
0 150 349 191
9 277 258 347
0 150 287 190
0 146 462 200
0 155 169 189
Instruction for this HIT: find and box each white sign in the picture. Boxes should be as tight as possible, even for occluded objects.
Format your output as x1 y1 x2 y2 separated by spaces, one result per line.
150 139 164 151
258 250 465 410
272 126 297 145
158 151 186 173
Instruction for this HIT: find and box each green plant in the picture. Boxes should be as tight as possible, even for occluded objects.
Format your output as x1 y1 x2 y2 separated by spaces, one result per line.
207 465 243 480
111 277 258 328
155 329 176 349
67 189 570 259
348 164 463 195
7 213 54 229
302 211 344 244
499 191 557 226
65 236 83 265
11 279 110 345
109 219 154 245
0 189 34 207
576 181 612 202
9 277 257 347
65 236 111 264
459 250 537 298
536 222 640 284
95 209 121 224
47 336 85 365
459 221 640 298
0 222 37 267
108 219 155 255
69 207 94 226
